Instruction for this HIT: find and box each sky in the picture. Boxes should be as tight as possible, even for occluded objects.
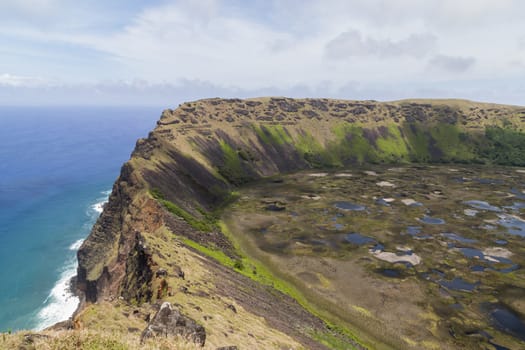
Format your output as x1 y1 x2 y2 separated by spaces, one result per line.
1 0 524 106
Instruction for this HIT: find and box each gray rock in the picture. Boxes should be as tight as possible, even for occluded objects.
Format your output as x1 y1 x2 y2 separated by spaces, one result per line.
226 304 237 313
141 302 206 346
156 268 168 278
173 265 185 279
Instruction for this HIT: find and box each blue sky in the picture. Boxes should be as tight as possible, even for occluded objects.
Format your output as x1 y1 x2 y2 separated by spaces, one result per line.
1 0 524 106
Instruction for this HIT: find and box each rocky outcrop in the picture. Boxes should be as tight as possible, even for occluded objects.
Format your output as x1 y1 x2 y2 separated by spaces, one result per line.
76 158 170 304
141 302 206 346
76 163 136 304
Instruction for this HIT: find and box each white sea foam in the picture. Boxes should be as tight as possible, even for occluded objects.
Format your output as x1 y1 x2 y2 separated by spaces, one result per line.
33 190 111 330
91 201 105 214
35 258 79 330
89 190 111 215
69 239 84 251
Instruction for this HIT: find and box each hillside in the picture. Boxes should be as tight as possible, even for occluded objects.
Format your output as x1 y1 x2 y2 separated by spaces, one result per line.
4 97 525 350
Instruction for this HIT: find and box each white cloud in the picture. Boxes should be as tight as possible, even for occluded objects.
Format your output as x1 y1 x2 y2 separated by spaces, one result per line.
1 77 524 107
0 73 51 87
519 36 525 49
0 0 61 15
72 3 317 87
428 55 476 73
325 30 436 59
0 0 524 105
0 0 95 31
293 0 523 29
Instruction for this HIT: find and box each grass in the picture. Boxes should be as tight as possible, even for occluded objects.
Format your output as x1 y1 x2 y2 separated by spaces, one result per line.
177 221 364 350
178 236 239 269
375 125 409 162
217 140 253 185
219 141 242 176
163 200 216 232
482 126 525 166
295 130 340 168
327 121 525 166
429 123 475 162
331 122 410 164
332 123 376 164
402 123 431 162
311 330 360 350
253 118 525 168
0 330 200 350
150 189 217 232
255 124 293 145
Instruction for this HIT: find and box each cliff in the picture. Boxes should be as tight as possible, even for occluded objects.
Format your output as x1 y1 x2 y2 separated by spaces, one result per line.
71 97 525 349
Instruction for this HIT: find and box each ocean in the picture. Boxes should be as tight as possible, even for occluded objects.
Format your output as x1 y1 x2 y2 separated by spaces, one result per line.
0 106 160 331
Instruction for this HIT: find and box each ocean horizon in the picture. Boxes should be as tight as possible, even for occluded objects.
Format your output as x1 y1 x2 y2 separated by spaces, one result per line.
0 106 159 331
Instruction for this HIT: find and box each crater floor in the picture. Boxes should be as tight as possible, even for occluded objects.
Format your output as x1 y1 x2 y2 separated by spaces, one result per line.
224 164 525 350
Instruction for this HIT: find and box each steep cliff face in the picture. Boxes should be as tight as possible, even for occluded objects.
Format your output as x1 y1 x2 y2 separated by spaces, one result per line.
76 97 525 348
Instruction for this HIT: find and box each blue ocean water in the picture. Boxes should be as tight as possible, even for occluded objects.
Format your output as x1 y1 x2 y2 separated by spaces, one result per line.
0 106 159 331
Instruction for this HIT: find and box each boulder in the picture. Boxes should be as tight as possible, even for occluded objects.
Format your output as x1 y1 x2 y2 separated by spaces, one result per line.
141 302 206 346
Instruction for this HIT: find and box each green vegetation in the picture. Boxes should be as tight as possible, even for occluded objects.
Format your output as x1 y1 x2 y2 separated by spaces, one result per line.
217 140 252 185
215 119 525 173
323 121 525 166
328 122 482 165
311 330 359 350
331 123 377 164
296 130 340 168
255 124 293 145
150 189 217 232
179 236 239 269
180 231 316 307
429 123 475 162
375 125 409 162
328 123 412 164
237 148 257 162
223 119 525 180
178 221 363 349
402 123 431 162
149 188 164 200
162 201 215 232
482 126 525 165
329 123 409 164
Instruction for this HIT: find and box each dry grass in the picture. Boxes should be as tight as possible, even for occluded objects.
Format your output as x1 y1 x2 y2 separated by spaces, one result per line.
0 329 200 350
63 229 306 350
132 229 306 350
